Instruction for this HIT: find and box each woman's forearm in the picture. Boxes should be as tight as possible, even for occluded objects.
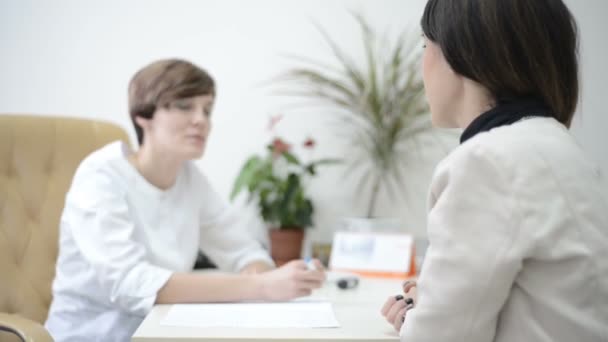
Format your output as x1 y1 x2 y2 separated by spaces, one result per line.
155 272 266 304
240 260 274 274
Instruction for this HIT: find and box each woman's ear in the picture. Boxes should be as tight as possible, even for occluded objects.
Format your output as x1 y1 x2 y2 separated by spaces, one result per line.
135 116 150 131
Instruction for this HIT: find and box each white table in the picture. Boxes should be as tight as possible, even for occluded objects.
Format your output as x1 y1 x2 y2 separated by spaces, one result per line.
132 277 405 341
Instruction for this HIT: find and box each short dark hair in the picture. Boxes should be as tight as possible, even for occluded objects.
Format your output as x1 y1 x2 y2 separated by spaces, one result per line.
128 59 215 145
421 0 579 126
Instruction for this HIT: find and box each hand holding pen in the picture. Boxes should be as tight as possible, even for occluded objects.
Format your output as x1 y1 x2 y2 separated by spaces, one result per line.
380 280 417 332
305 257 360 290
256 258 326 301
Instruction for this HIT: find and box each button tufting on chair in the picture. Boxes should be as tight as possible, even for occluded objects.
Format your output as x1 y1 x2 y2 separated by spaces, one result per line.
0 114 130 342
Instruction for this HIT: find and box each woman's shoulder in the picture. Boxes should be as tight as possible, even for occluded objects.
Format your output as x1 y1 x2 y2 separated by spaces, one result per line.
76 138 124 164
71 141 132 189
447 118 579 169
476 117 571 149
434 117 604 195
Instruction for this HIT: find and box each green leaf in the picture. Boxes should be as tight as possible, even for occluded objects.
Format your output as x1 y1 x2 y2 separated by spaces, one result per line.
295 198 314 228
306 164 316 176
279 69 358 106
230 156 263 200
312 20 366 94
282 151 301 165
311 158 343 166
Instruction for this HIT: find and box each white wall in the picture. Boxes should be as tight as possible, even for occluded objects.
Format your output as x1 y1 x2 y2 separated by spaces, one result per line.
566 0 608 180
1 0 606 245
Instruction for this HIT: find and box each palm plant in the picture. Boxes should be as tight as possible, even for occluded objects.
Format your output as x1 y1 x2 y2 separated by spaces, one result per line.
279 14 430 217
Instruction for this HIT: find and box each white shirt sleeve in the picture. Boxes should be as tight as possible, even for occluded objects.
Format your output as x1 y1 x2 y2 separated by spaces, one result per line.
195 170 274 272
63 167 172 316
401 144 526 342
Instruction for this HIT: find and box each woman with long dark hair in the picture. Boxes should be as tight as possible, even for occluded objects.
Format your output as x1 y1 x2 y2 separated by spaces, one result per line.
381 1 608 341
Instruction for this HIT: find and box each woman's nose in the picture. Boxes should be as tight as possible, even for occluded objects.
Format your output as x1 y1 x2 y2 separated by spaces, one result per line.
191 109 208 126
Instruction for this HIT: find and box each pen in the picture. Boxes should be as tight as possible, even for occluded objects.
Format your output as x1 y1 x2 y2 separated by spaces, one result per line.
305 258 359 290
304 257 317 271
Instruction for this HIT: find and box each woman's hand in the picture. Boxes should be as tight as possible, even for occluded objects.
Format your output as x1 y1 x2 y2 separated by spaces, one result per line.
258 259 326 301
381 280 417 332
240 261 274 274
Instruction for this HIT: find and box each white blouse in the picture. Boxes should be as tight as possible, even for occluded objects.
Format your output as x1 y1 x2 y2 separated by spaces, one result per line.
45 141 272 342
401 117 608 341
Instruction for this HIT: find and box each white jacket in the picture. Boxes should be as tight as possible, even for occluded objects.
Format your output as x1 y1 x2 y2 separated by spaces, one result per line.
402 117 608 341
45 142 272 342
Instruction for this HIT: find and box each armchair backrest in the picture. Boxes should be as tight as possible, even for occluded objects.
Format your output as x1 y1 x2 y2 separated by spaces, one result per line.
0 114 130 325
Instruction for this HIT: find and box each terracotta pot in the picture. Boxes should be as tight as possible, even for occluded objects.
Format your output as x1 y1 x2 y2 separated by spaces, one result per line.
269 228 305 266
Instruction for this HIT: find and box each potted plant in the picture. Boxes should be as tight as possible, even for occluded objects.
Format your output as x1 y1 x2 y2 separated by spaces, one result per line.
231 128 338 265
279 14 431 220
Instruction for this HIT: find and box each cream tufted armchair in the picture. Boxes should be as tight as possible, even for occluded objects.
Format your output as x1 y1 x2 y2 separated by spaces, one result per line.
0 115 130 342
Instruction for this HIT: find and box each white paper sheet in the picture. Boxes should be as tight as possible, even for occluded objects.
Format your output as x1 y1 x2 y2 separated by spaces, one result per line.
161 301 340 328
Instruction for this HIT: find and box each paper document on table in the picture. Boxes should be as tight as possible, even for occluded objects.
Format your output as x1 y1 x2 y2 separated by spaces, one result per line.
161 301 340 328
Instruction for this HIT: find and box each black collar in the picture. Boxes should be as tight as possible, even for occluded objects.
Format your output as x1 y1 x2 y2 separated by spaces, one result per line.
460 98 552 144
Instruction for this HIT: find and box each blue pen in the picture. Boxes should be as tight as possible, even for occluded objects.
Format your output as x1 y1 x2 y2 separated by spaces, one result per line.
304 257 317 271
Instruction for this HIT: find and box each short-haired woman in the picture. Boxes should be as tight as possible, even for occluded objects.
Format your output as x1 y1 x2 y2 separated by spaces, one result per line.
45 59 326 342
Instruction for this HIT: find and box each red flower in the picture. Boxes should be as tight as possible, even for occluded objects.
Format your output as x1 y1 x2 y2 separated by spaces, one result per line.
272 138 291 157
267 114 283 131
303 137 315 149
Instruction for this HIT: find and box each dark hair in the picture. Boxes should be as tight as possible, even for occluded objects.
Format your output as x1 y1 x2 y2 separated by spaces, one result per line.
128 59 215 145
421 0 579 126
